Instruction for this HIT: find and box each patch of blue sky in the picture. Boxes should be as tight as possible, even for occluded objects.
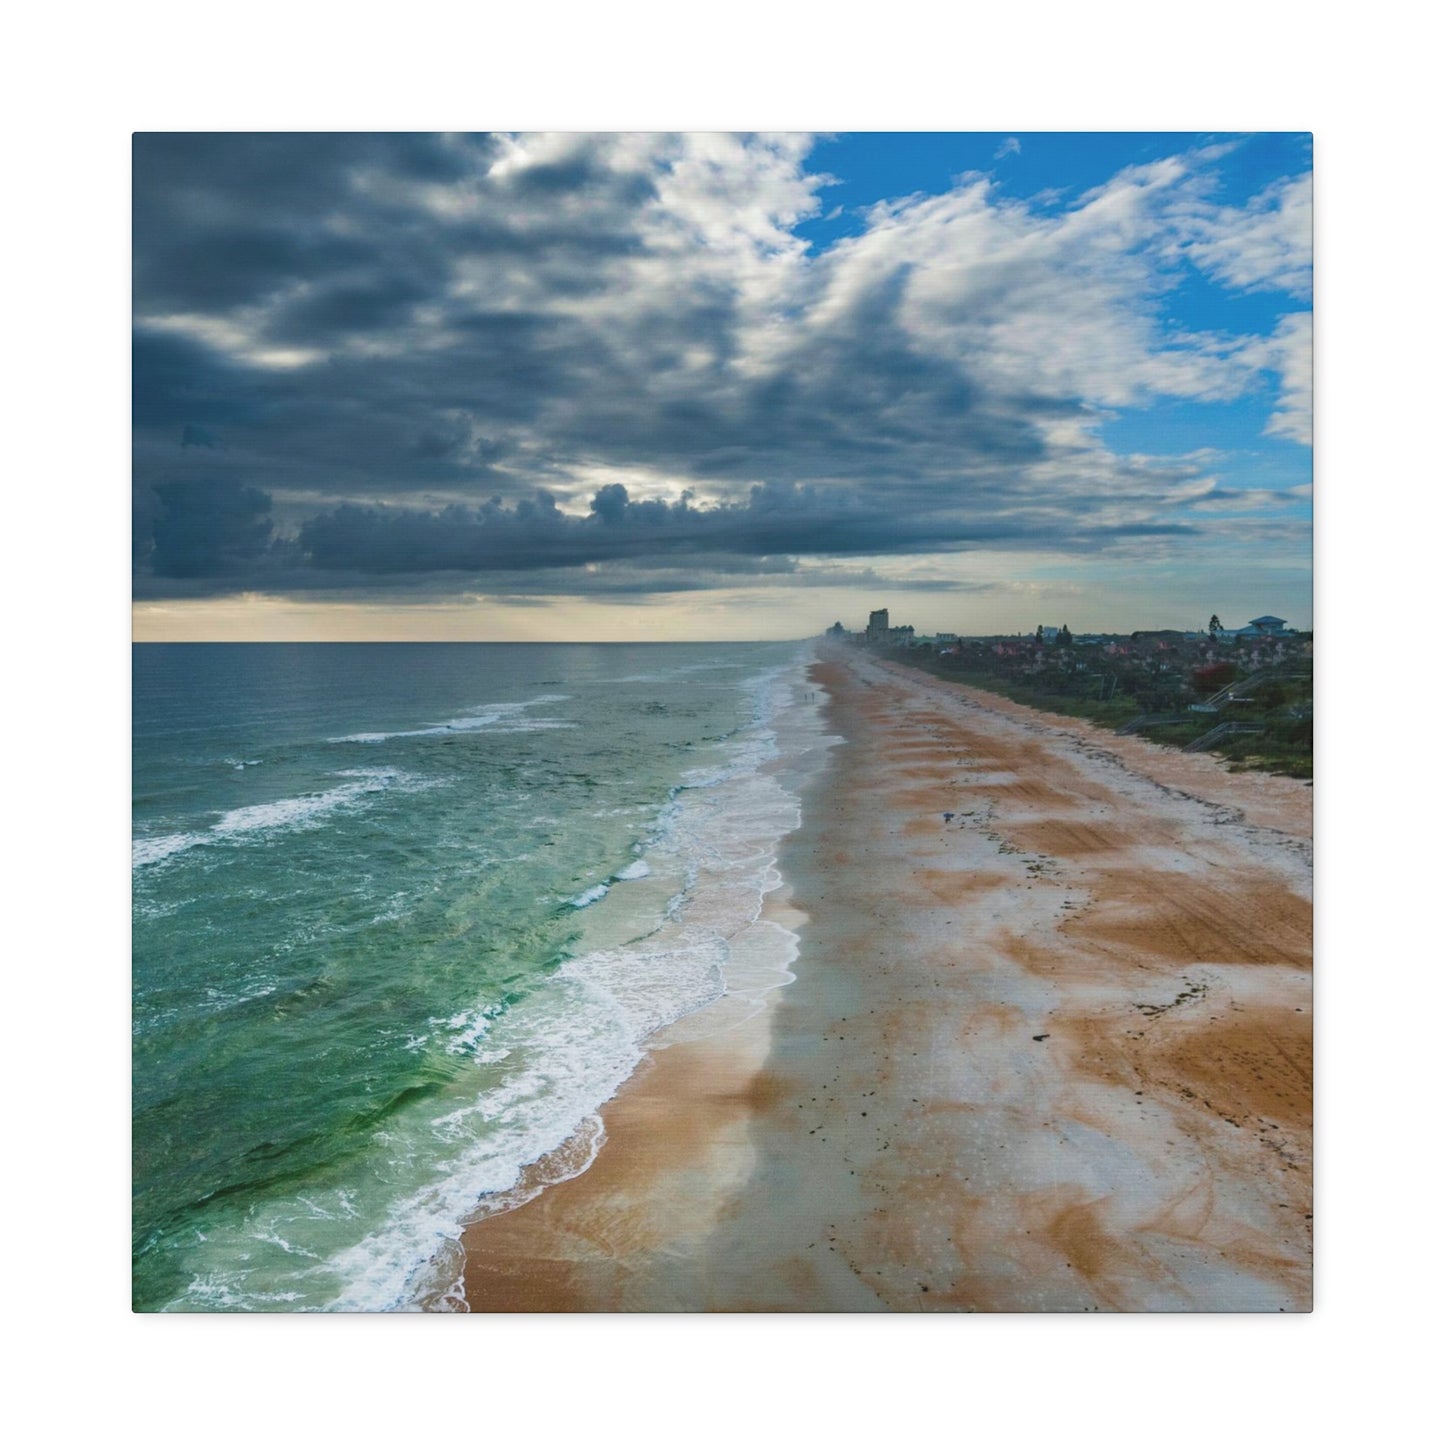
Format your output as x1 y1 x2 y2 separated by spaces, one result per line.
796 132 1312 253
1156 270 1301 342
1099 395 1312 500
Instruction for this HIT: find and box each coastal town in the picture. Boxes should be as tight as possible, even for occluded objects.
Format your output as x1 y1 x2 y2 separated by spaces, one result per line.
824 608 1313 776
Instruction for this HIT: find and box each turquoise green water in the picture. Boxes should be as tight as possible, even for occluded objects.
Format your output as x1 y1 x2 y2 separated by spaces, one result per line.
133 641 804 1310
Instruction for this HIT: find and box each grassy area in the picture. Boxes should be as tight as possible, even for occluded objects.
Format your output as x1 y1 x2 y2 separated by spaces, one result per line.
907 656 1140 728
892 651 1312 780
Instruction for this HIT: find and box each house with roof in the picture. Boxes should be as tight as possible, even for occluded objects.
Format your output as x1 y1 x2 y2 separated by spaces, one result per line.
1245 615 1289 635
1220 615 1292 640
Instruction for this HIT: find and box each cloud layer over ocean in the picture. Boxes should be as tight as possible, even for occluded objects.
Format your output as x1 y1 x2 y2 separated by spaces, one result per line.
133 133 1312 621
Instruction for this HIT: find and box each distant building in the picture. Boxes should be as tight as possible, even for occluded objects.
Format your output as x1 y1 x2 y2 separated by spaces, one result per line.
1130 629 1189 649
825 620 847 637
1039 626 1060 643
866 608 890 641
1219 615 1292 641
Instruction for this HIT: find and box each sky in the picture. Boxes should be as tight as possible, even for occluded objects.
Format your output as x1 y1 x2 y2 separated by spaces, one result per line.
132 132 1312 641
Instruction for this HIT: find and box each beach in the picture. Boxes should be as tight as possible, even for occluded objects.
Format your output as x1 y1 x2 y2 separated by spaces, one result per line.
459 643 1312 1312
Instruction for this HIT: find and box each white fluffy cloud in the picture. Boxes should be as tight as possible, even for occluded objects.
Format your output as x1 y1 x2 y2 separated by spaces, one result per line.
1175 171 1312 298
1263 312 1313 445
802 158 1257 414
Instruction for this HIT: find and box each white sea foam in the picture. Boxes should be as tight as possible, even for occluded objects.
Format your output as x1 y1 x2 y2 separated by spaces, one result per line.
132 831 206 869
197 982 278 1014
132 767 417 870
569 882 610 909
441 1002 504 1056
560 932 729 1041
615 661 749 684
613 858 652 881
331 694 573 743
212 768 401 836
368 893 410 926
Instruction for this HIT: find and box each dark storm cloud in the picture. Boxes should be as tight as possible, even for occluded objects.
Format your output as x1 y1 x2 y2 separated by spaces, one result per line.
149 479 277 579
131 133 1299 600
296 483 1194 578
132 328 271 431
132 134 493 313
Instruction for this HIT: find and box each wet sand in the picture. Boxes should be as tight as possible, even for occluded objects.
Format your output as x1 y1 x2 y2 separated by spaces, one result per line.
459 645 1312 1311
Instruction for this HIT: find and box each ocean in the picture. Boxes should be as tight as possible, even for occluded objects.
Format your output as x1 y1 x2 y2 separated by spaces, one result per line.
132 640 818 1311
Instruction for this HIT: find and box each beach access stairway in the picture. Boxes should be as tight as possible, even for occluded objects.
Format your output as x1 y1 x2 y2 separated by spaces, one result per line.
1182 721 1267 753
1116 714 1191 736
1195 668 1269 710
1198 665 1312 711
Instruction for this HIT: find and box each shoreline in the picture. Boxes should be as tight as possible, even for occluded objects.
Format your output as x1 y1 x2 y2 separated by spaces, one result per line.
453 649 833 1310
458 644 1311 1311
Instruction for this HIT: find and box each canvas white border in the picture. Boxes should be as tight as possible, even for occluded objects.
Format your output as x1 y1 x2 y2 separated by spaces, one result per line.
7 0 1432 1439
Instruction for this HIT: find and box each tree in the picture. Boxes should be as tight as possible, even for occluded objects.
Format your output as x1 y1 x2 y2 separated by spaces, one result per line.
1035 624 1044 643
1208 613 1222 635
1058 624 1073 647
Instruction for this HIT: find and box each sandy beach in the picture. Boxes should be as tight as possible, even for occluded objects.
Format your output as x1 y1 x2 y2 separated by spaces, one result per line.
459 644 1312 1312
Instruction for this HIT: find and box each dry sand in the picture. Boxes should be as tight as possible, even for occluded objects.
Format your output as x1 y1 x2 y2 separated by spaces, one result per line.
459 645 1312 1311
